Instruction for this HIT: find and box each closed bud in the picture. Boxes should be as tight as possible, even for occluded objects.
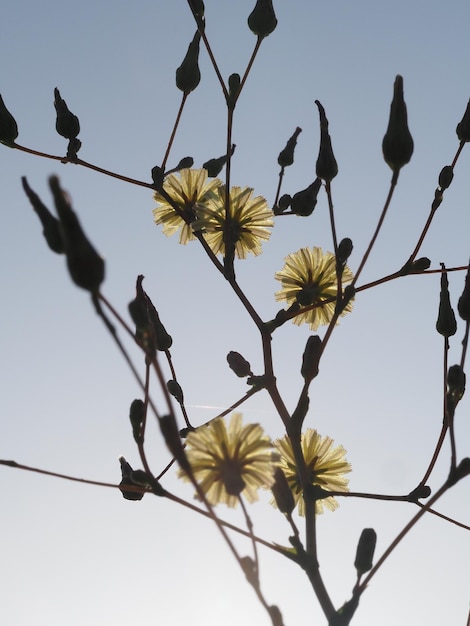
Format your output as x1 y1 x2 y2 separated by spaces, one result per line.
165 157 194 176
457 262 470 321
354 528 377 575
315 101 338 182
22 177 64 254
456 99 470 142
337 238 353 271
129 399 145 443
227 351 252 377
447 364 466 403
339 284 356 313
278 194 291 211
301 335 322 383
54 88 80 140
436 264 457 338
119 457 144 501
382 75 414 172
203 144 236 177
134 275 172 351
271 468 295 515
438 165 454 190
188 0 205 27
151 165 164 188
291 178 322 216
167 379 184 404
0 94 18 146
278 127 302 167
399 257 431 276
49 176 105 293
176 31 201 94
447 457 470 487
247 0 278 38
226 74 241 110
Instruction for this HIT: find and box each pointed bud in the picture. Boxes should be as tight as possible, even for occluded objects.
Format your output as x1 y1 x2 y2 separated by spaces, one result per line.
336 238 353 272
227 351 253 377
399 257 431 276
22 177 64 254
315 101 338 182
271 468 295 515
119 457 144 501
0 94 18 146
382 75 414 172
436 264 457 337
456 99 470 142
278 127 302 167
291 178 322 216
167 379 184 404
438 165 454 190
165 157 194 176
203 144 236 178
301 335 322 383
447 457 470 487
457 262 470 321
226 74 241 110
354 528 377 575
447 364 466 403
54 88 80 139
49 176 105 292
176 31 201 94
188 0 205 27
247 0 278 38
129 399 145 443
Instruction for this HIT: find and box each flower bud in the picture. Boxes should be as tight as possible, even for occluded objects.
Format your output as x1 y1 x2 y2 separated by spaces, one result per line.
278 127 302 168
457 262 470 321
226 74 241 110
119 457 145 501
271 468 295 515
447 457 470 487
438 165 454 190
49 176 105 293
382 75 414 172
176 31 201 94
54 88 80 140
315 101 338 182
247 0 278 38
129 399 145 443
188 0 205 27
0 94 18 146
227 351 253 377
203 144 235 177
399 257 431 276
165 156 194 176
336 238 353 272
456 99 470 142
354 528 377 575
447 364 466 403
291 178 322 216
436 264 457 338
22 177 64 254
301 335 322 383
278 194 291 211
167 379 184 404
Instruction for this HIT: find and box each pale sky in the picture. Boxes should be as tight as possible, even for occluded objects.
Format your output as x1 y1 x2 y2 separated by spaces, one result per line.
1 1 469 625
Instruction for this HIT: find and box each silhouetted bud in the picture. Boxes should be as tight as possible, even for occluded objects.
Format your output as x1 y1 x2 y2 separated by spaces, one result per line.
354 528 377 575
278 194 291 211
447 364 466 403
22 177 64 254
49 176 105 292
167 379 184 404
151 165 164 188
54 88 80 140
119 457 144 501
291 178 322 216
301 335 322 383
382 75 414 172
159 414 191 472
278 127 302 167
203 144 236 177
132 275 173 352
407 484 431 502
176 31 201 94
337 238 353 272
227 351 252 377
272 468 295 514
457 262 470 321
399 257 431 276
436 264 457 338
339 284 356 312
165 157 194 176
247 0 278 38
129 399 145 443
226 74 241 110
188 0 205 26
315 101 338 182
149 306 173 351
0 94 18 146
447 457 470 487
438 165 454 190
456 99 470 142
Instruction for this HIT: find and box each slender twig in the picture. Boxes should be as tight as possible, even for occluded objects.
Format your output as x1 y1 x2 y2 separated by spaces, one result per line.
161 92 188 172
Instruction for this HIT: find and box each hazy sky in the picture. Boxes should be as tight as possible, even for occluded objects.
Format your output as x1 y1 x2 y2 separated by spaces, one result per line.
1 1 469 625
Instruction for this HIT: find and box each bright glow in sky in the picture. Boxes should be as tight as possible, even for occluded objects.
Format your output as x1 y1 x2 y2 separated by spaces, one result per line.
1 1 469 625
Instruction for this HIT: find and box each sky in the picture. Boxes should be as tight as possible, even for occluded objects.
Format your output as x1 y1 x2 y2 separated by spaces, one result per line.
1 1 469 625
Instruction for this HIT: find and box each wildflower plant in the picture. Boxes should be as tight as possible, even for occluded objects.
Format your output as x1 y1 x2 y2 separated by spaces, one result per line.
1 2 469 626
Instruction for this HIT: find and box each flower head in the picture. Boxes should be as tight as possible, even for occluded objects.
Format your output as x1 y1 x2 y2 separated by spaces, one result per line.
179 413 277 507
152 168 222 244
273 429 351 515
196 186 274 259
275 246 353 330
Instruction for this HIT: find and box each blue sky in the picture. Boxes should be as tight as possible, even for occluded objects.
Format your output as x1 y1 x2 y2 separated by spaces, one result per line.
1 1 469 625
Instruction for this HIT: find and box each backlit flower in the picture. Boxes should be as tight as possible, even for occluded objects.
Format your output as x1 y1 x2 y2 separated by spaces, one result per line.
275 246 353 330
179 413 277 507
273 429 351 515
152 168 222 244
196 186 274 258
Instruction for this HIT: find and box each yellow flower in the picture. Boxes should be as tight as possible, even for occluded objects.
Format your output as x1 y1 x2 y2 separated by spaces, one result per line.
273 429 351 515
152 168 222 244
196 185 274 259
275 246 353 330
179 413 277 507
